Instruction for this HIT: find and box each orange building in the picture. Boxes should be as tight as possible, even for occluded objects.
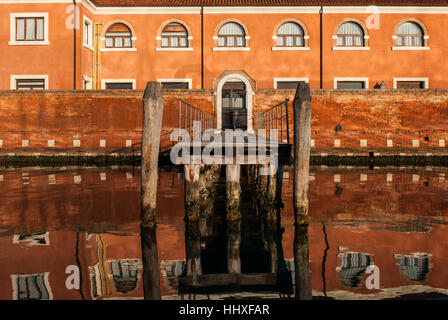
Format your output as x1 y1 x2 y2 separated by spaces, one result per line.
2 0 448 131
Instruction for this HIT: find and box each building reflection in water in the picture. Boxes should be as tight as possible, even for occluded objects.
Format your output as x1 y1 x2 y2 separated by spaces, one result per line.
394 253 432 282
337 252 372 288
3 167 448 300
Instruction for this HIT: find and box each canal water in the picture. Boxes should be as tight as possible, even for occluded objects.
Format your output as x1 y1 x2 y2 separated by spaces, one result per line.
0 165 447 300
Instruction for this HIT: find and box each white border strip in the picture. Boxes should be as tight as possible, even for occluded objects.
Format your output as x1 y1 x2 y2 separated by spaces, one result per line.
392 46 430 51
155 47 193 52
272 47 310 51
213 47 250 51
333 47 370 51
2 2 448 15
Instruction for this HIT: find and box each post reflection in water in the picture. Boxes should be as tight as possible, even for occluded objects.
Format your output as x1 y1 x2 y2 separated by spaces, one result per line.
140 226 161 300
294 223 312 300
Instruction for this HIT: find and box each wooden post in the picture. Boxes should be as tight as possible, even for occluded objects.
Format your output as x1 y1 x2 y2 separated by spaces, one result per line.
184 164 202 221
227 219 241 274
293 224 312 300
141 82 164 228
226 164 242 221
293 82 312 225
141 226 161 300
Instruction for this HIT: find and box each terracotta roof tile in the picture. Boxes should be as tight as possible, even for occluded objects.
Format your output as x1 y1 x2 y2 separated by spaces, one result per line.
91 0 448 7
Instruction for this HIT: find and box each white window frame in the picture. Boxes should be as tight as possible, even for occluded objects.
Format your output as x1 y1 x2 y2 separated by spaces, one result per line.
273 77 309 89
334 77 369 89
100 36 137 52
272 35 310 51
82 75 93 89
83 15 93 51
157 78 192 89
101 79 136 89
393 77 429 89
9 13 49 46
10 75 49 90
156 35 194 51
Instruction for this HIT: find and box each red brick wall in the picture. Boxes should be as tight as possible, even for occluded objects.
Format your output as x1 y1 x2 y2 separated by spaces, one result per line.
0 89 447 153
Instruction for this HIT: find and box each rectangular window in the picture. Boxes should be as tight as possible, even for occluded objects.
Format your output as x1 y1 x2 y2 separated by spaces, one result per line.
83 16 93 49
396 81 425 89
16 79 45 90
10 13 49 46
16 17 44 41
161 82 189 89
105 82 133 89
337 81 365 89
277 81 300 89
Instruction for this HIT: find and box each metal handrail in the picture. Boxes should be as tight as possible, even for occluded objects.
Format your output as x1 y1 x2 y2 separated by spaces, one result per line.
253 99 290 144
178 99 215 141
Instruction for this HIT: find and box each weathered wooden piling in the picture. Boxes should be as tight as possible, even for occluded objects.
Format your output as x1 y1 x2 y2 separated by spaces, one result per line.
293 224 312 300
184 164 202 221
141 226 161 300
185 220 203 280
227 219 242 274
226 164 242 221
141 82 164 228
293 82 312 225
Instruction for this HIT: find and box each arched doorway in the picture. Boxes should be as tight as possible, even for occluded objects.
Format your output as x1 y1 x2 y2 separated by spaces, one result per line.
215 72 255 132
222 81 247 130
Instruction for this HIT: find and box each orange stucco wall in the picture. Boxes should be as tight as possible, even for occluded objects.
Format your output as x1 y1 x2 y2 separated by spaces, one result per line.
1 3 448 90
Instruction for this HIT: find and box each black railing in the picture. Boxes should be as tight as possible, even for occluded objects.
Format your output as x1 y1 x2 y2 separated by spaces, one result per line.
178 99 215 141
253 99 290 144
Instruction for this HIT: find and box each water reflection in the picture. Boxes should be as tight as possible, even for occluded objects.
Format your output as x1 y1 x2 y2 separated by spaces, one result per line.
141 227 161 300
1 166 448 299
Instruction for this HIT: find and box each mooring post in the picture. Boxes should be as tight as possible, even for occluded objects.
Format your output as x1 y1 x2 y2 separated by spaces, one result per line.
226 164 242 221
184 164 202 221
141 226 161 300
141 82 164 228
293 82 312 225
227 219 242 274
294 223 312 300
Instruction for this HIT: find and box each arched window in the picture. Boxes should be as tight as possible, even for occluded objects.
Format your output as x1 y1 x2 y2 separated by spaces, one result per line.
277 22 304 47
337 22 364 47
105 23 132 48
218 22 245 47
396 22 424 46
161 22 188 48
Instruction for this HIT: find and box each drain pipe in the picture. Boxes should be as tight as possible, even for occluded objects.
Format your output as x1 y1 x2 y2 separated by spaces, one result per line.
201 6 204 90
320 6 323 89
73 0 77 90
